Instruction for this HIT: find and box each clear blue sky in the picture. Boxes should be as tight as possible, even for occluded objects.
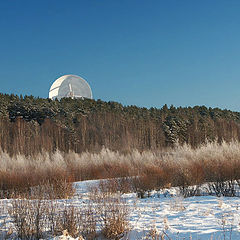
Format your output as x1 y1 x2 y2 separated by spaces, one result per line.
1 1 240 111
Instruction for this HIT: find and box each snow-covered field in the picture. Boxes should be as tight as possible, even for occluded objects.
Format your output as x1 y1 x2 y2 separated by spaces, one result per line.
1 180 240 239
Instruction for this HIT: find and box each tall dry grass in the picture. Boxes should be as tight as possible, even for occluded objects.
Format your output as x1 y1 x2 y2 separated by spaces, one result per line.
8 179 129 240
2 140 240 197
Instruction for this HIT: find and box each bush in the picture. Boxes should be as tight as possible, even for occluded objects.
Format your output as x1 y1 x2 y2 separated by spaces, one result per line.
9 199 48 239
9 199 96 239
3 140 240 199
89 180 130 239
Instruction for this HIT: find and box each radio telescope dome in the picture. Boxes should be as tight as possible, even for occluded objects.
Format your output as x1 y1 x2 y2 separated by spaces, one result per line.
49 75 93 100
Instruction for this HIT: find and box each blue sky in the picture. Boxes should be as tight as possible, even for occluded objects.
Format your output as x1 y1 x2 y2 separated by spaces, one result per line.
1 1 240 111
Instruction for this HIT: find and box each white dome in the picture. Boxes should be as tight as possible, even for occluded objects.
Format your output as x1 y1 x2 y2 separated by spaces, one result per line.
49 75 93 100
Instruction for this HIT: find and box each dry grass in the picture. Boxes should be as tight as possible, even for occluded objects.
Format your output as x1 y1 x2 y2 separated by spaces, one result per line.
8 180 129 239
2 140 240 197
9 199 97 239
88 180 130 239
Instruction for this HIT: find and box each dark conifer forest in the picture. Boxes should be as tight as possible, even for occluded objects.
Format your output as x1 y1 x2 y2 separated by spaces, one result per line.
0 93 240 156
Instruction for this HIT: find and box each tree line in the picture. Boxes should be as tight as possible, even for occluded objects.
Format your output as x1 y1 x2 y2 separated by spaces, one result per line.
0 93 240 155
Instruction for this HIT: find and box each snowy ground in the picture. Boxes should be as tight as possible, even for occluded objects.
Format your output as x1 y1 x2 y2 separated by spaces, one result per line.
1 180 240 239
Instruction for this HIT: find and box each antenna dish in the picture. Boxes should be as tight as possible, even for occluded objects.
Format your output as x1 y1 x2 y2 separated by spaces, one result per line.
49 75 93 100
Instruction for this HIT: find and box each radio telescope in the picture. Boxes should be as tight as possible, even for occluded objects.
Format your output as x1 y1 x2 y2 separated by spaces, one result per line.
49 75 93 100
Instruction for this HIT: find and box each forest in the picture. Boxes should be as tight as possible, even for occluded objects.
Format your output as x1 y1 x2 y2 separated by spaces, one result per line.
0 93 240 156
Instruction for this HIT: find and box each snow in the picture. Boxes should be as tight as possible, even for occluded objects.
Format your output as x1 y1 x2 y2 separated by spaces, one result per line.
126 194 240 239
1 180 240 239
